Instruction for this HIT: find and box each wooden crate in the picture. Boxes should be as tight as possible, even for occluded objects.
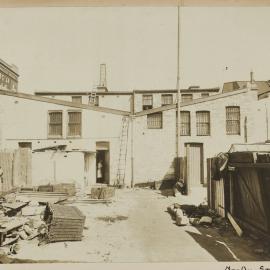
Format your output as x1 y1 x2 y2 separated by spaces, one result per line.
43 204 85 242
90 186 115 199
53 183 76 196
38 185 53 192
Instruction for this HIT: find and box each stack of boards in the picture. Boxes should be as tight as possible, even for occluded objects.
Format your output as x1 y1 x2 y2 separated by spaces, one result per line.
43 204 85 242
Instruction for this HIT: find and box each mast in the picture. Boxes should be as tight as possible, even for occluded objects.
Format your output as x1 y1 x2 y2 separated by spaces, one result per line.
176 2 181 179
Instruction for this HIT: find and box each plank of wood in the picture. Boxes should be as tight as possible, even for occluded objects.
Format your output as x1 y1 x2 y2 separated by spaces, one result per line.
2 201 30 210
227 212 243 237
1 235 19 246
74 199 112 204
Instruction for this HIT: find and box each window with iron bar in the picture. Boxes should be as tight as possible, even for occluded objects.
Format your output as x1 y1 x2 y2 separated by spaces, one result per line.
181 94 193 103
142 94 153 110
179 111 191 136
196 111 210 136
48 111 63 137
161 94 173 106
147 112 162 129
68 111 82 137
226 106 240 135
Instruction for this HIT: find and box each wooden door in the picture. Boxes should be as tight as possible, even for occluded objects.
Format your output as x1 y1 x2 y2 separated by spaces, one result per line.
186 143 203 188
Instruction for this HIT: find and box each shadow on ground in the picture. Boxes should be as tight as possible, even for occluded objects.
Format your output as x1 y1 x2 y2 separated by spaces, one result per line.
184 225 270 262
185 230 237 261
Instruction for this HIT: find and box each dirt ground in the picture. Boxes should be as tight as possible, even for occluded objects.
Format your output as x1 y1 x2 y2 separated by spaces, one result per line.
5 188 270 263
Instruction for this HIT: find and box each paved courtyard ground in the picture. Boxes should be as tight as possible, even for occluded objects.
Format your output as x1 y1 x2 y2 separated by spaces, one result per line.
8 188 270 263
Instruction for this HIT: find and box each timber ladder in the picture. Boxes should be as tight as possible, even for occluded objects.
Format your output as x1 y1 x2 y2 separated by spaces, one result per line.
88 90 97 105
116 116 130 187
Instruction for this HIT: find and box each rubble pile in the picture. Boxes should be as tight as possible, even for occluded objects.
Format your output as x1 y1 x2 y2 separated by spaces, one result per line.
0 186 86 260
167 203 229 227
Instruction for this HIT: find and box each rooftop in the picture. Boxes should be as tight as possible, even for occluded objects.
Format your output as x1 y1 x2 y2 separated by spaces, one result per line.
223 80 270 97
35 87 220 96
0 89 129 116
0 58 19 75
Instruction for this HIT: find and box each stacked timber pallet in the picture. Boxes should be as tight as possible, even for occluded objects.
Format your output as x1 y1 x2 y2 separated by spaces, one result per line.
89 186 115 199
37 183 76 196
53 183 76 196
43 204 85 242
17 191 68 204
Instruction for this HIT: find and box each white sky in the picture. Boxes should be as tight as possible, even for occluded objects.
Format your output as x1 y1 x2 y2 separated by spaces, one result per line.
0 7 270 93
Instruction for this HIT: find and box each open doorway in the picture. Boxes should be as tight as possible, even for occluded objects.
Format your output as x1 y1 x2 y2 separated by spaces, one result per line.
96 142 110 184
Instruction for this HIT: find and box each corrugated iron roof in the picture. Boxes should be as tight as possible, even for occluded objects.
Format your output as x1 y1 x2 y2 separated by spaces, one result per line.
223 81 270 97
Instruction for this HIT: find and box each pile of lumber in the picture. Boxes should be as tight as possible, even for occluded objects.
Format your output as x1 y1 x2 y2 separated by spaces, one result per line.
89 186 115 199
17 191 68 204
52 183 76 196
43 204 85 242
36 183 76 196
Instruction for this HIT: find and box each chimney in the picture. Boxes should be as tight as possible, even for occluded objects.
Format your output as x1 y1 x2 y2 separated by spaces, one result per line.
250 70 254 83
247 70 258 91
99 63 106 88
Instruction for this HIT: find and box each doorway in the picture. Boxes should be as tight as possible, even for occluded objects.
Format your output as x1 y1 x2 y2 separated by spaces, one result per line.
185 143 204 188
96 142 110 184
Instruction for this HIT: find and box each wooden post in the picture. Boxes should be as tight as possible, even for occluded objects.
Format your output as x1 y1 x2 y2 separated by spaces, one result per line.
229 172 234 215
207 158 212 209
186 144 190 195
53 160 56 184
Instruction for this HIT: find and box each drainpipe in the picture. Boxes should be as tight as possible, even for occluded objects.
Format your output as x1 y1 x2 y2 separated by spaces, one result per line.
131 116 134 188
244 116 247 143
266 104 269 142
131 91 135 188
176 3 181 181
53 160 56 183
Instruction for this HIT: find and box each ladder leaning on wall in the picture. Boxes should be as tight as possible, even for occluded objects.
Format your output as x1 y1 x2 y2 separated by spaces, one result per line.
116 116 130 187
88 89 97 105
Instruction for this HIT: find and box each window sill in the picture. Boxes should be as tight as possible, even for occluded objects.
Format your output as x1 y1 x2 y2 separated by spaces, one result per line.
67 136 82 139
48 136 63 139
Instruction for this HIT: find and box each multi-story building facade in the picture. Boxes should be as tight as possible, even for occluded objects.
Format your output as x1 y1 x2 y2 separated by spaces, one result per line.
0 83 267 193
0 58 19 92
35 86 220 113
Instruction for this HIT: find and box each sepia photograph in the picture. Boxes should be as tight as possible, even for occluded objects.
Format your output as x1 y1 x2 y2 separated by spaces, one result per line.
0 0 270 268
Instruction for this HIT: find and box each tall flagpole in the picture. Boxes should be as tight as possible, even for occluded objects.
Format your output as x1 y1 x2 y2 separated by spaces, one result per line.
176 2 181 180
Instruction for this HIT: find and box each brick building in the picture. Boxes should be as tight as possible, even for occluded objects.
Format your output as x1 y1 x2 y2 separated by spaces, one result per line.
35 86 220 113
0 81 267 193
0 58 19 92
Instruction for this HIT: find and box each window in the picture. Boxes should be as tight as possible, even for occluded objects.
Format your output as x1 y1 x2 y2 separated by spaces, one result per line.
147 112 162 129
226 106 240 135
68 111 82 137
196 111 210 136
181 94 193 102
48 111 63 137
161 94 173 106
201 93 210 98
142 95 153 110
180 111 191 136
94 96 99 106
18 142 32 149
72 96 82 104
